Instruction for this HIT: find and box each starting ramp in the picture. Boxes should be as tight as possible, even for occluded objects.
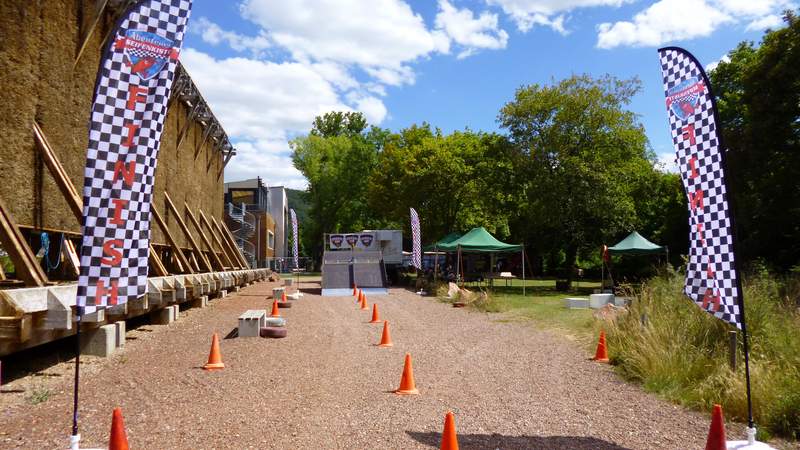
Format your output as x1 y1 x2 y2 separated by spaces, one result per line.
322 250 388 296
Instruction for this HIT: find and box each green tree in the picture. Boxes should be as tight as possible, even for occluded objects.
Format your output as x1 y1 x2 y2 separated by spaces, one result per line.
367 124 518 242
709 11 800 271
291 113 388 264
498 74 655 282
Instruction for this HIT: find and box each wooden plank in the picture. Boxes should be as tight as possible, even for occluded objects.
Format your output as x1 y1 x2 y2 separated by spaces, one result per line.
217 149 235 180
197 209 235 270
200 210 242 269
150 207 195 274
176 103 201 150
149 244 169 276
211 214 245 270
0 255 5 281
62 239 81 278
33 122 83 220
185 204 226 270
73 0 109 69
195 122 216 160
219 219 250 268
164 192 212 272
0 198 47 287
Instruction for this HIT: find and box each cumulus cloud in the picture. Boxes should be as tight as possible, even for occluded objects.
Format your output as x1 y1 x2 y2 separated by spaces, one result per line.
706 54 731 72
190 17 271 56
487 0 629 33
597 0 792 49
435 0 509 58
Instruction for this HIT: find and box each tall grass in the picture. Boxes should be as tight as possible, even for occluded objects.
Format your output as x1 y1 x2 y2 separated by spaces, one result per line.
606 270 800 440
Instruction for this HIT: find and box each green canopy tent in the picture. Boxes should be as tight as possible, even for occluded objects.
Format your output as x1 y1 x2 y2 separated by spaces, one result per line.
423 232 461 252
605 231 668 288
435 227 527 294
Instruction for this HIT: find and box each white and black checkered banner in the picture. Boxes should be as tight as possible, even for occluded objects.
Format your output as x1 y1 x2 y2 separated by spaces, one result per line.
658 47 742 329
77 0 192 313
290 208 299 269
410 207 422 270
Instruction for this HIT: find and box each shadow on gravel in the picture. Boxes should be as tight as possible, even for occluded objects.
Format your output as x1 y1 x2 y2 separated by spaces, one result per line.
407 431 632 449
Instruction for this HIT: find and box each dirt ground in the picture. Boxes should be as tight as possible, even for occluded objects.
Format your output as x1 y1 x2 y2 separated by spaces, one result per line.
0 278 770 449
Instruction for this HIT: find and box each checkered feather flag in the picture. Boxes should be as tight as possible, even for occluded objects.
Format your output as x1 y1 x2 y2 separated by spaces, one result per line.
658 47 743 329
410 208 422 270
77 0 192 314
290 208 299 269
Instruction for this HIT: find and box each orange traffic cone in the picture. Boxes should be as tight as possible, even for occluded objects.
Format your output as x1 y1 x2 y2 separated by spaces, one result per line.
358 289 364 304
593 330 610 363
281 291 288 303
440 411 459 450
705 404 727 450
361 293 369 310
203 333 224 370
369 304 381 323
108 407 129 450
271 300 281 317
394 353 419 395
353 284 357 296
378 321 393 347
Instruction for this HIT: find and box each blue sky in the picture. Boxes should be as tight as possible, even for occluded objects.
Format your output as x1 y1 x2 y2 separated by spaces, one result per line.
180 0 790 188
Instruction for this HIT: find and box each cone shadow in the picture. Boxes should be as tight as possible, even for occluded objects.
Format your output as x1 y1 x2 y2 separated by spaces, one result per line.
406 431 633 449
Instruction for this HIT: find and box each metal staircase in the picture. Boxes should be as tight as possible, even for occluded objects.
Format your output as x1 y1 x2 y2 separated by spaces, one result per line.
226 203 256 268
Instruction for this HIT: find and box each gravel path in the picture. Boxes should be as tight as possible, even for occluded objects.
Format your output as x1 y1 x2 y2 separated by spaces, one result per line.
0 279 749 449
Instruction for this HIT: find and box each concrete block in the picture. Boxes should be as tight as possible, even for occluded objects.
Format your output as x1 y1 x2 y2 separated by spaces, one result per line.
190 295 208 309
232 286 241 292
614 296 630 307
238 309 267 338
171 305 180 321
564 297 590 309
590 293 615 309
150 306 176 325
219 290 228 298
114 321 126 348
81 324 116 357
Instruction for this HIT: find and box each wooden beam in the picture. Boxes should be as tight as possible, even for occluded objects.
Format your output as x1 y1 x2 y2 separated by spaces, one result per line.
33 122 83 220
0 256 5 281
163 192 212 272
185 204 226 270
218 219 250 268
32 122 170 277
199 210 241 269
62 239 81 278
150 207 194 274
217 149 235 180
176 103 201 150
0 198 47 287
148 244 169 276
195 122 216 160
73 0 109 69
211 214 246 269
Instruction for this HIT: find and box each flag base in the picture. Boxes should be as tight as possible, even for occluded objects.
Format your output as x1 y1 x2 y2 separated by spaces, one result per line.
68 434 104 450
726 427 776 449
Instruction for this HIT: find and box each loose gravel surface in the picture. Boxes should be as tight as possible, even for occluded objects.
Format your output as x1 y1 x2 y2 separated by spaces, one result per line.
0 279 756 449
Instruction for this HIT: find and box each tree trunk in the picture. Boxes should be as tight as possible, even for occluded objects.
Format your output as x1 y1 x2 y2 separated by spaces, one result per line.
563 243 578 290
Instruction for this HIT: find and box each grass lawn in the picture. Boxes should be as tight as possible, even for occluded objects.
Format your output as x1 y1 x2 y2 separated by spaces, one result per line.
467 278 603 345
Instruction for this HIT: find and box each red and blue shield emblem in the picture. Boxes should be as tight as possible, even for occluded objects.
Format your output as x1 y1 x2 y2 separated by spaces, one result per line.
330 235 344 248
345 234 359 247
360 234 374 247
115 30 175 81
666 77 705 122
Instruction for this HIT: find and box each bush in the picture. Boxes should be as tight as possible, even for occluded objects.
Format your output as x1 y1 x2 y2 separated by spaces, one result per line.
606 272 800 440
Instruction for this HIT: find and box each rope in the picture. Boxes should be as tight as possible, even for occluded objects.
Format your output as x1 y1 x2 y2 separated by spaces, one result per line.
40 232 63 272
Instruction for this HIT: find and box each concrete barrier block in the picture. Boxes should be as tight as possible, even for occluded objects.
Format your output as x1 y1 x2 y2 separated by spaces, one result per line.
190 295 208 309
114 321 126 348
590 293 615 309
81 324 116 357
564 297 590 309
150 306 175 325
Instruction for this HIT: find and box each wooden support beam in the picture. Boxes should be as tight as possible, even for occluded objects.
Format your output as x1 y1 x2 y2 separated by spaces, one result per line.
73 0 109 69
217 149 235 180
163 192 212 272
200 210 242 269
150 207 194 274
176 103 201 150
219 219 250 268
211 215 246 270
62 239 81 278
33 122 83 219
0 256 6 281
32 122 170 277
195 122 216 160
0 198 47 287
185 204 226 270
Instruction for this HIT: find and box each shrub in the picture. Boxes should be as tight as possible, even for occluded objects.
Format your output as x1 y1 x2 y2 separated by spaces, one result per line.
606 272 800 440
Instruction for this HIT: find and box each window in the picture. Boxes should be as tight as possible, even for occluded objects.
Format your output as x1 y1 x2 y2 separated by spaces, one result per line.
267 230 275 249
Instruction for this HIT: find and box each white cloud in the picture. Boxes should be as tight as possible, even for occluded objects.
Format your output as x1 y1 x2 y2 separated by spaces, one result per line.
745 13 783 31
655 151 679 173
190 17 271 56
240 0 451 85
597 0 793 49
487 0 629 33
181 48 390 188
706 54 731 72
435 0 509 58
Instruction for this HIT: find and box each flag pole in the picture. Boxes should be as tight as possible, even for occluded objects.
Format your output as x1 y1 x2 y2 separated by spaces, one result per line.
70 309 82 449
